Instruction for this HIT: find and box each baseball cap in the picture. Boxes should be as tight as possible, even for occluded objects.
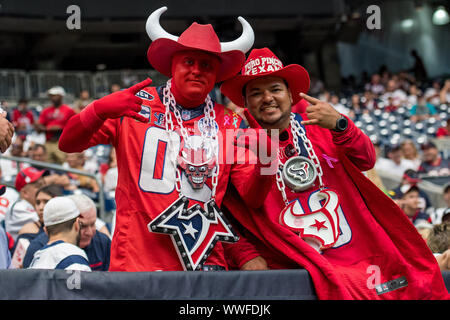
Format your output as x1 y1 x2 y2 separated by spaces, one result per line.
15 167 50 192
390 185 420 200
420 141 437 150
403 169 421 184
47 86 66 96
43 197 80 227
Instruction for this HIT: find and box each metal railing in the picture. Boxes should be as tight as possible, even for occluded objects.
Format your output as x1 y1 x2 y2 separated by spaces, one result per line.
0 155 107 219
0 68 169 102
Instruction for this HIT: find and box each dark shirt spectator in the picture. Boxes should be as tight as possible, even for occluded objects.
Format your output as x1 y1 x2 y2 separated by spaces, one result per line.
417 142 450 177
23 229 110 271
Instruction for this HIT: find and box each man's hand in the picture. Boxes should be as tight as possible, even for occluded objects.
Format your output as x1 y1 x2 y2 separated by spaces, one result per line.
0 112 14 153
299 93 341 129
93 78 152 122
436 249 450 271
241 256 269 270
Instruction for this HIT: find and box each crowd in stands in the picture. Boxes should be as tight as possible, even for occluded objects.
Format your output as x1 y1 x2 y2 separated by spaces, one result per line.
0 62 448 272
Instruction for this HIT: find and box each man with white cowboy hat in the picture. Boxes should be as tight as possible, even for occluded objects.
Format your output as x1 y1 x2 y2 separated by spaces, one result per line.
35 85 75 164
220 47 449 299
59 7 274 272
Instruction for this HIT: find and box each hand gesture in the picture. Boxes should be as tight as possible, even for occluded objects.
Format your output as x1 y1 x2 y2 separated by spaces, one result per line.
299 93 341 129
0 112 14 153
93 78 152 122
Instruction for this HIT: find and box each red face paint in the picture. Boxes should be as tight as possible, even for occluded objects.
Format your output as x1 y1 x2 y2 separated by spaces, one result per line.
171 50 220 108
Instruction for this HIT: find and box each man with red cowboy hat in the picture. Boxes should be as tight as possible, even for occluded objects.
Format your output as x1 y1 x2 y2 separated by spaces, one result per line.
59 7 274 272
220 47 449 299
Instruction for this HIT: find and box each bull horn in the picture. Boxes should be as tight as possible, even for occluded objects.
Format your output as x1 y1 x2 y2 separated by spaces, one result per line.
146 6 179 42
220 16 254 54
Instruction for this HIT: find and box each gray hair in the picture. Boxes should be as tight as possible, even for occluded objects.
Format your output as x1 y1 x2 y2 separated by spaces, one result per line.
67 194 97 216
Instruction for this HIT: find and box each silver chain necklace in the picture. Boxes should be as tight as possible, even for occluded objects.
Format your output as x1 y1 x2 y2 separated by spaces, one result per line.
162 79 220 199
275 113 324 205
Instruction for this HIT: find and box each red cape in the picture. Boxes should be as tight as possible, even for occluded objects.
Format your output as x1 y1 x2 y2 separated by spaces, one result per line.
224 150 449 300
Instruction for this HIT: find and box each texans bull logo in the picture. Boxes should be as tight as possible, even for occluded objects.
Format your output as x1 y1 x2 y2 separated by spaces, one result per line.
287 162 309 182
279 189 340 250
148 197 238 271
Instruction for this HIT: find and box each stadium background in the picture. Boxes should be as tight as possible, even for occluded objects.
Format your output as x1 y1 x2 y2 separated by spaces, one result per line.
0 0 449 300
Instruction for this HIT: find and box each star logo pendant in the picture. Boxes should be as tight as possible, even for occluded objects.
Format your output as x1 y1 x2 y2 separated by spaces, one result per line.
148 196 239 271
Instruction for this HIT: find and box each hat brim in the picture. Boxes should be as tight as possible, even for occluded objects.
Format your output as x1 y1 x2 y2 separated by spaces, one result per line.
220 64 310 107
147 39 245 83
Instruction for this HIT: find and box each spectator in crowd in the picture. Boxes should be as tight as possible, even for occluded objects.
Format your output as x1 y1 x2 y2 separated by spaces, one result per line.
15 185 64 247
392 185 432 226
110 83 121 93
429 184 450 225
27 144 75 191
5 167 48 241
427 222 450 271
439 79 450 104
35 86 76 164
308 75 325 96
73 89 94 114
409 49 428 84
347 93 366 119
364 73 385 95
102 148 118 193
417 141 450 177
424 80 442 106
380 79 407 108
0 170 19 225
28 196 91 271
375 144 416 178
12 98 34 139
436 118 449 138
389 169 431 212
361 90 378 111
64 152 100 195
406 84 420 107
329 93 349 116
400 139 421 170
23 194 111 270
384 96 398 113
410 93 438 123
0 136 29 180
0 225 11 269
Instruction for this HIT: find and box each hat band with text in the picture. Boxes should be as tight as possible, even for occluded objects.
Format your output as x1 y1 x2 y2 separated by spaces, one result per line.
243 56 283 76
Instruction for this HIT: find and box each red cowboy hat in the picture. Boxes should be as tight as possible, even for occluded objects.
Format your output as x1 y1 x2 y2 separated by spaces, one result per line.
220 47 310 107
146 7 254 82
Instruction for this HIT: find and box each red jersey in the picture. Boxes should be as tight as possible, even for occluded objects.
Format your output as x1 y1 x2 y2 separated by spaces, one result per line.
39 104 75 141
59 86 270 271
224 113 449 299
12 109 34 128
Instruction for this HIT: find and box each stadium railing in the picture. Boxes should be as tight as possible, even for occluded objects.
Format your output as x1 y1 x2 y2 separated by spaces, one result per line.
0 269 448 300
0 154 108 221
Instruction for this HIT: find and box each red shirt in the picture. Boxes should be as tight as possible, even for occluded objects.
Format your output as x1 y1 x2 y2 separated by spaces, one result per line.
12 109 34 128
39 104 75 141
59 86 270 271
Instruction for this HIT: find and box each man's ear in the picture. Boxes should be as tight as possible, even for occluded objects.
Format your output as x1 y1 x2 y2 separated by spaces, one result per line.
74 217 81 232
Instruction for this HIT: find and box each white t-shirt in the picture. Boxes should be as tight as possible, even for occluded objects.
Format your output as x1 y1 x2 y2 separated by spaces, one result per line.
5 199 38 241
375 157 417 178
0 188 20 224
29 240 91 271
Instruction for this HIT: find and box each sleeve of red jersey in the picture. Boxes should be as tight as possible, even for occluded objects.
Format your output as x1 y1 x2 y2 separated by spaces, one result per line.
330 115 376 171
230 152 275 209
59 103 117 153
222 230 262 270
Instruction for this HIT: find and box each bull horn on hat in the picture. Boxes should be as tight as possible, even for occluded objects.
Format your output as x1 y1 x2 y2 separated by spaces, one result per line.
146 6 254 54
